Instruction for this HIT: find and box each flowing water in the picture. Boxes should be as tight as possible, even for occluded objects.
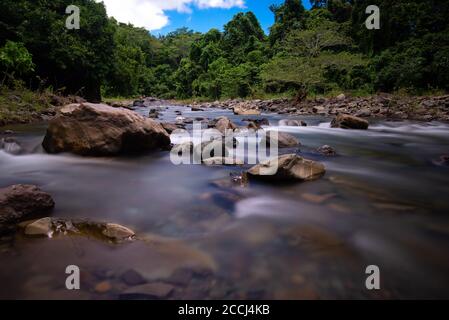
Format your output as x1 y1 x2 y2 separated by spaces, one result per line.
1 105 449 299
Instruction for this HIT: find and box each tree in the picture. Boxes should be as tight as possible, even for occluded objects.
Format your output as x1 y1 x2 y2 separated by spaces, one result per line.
0 41 34 84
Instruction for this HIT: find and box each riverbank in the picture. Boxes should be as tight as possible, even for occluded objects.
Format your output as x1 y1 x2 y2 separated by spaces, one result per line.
185 93 449 122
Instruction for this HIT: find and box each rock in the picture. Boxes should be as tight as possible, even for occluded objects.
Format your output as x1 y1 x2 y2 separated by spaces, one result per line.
336 93 346 101
148 109 159 119
42 103 171 156
0 137 22 155
247 154 325 182
316 145 337 156
0 185 55 226
2 130 14 135
355 108 371 117
233 105 261 115
214 116 237 134
24 217 53 237
120 269 147 286
331 114 369 130
102 223 135 241
120 282 174 300
312 106 326 114
191 106 204 111
160 122 182 134
260 131 300 148
202 157 244 166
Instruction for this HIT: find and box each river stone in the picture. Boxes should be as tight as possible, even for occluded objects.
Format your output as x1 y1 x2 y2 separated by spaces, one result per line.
121 269 147 286
202 157 244 166
160 122 181 134
24 217 53 236
247 154 325 182
102 223 135 240
42 103 171 156
260 131 300 148
316 145 337 156
120 282 174 300
331 114 369 130
0 137 22 155
0 185 55 225
214 116 237 134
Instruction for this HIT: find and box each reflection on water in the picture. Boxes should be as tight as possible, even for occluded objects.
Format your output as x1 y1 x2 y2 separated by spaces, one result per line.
1 106 449 299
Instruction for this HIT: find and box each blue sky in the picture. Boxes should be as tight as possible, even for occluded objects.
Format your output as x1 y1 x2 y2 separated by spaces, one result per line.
156 0 311 35
98 1 312 36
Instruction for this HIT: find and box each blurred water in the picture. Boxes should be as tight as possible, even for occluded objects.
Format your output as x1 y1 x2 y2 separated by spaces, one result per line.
1 106 449 299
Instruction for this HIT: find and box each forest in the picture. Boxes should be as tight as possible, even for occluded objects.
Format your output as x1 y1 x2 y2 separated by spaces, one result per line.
0 0 448 102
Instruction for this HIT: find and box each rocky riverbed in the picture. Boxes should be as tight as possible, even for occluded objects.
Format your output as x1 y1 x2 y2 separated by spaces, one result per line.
1 97 449 299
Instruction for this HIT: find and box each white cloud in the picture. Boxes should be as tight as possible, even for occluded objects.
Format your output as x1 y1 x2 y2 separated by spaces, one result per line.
97 0 245 31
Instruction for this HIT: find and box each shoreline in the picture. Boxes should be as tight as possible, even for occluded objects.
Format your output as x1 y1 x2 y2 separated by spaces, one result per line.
1 93 449 129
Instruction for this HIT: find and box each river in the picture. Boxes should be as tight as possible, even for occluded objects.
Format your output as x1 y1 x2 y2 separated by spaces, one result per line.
1 104 449 299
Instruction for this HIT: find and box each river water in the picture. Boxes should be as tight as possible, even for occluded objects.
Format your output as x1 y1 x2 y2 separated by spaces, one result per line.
1 105 449 299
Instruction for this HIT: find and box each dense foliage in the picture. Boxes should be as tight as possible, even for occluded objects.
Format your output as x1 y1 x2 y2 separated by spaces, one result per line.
0 0 448 101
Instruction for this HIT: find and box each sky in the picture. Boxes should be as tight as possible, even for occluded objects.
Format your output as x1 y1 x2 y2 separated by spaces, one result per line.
96 0 312 36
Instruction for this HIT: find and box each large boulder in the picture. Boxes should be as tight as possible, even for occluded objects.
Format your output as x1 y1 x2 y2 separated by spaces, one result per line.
247 154 325 182
42 103 171 156
331 114 369 130
260 131 300 148
0 185 54 232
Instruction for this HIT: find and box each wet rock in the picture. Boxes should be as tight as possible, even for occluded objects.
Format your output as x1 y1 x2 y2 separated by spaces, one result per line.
316 145 337 156
148 109 159 119
202 157 244 166
24 217 53 237
121 269 147 286
120 282 174 300
260 131 300 148
2 130 14 135
191 106 204 111
214 116 237 134
247 154 325 182
102 223 135 241
160 122 183 134
42 103 171 156
0 185 55 227
0 137 22 155
331 114 369 130
355 108 371 117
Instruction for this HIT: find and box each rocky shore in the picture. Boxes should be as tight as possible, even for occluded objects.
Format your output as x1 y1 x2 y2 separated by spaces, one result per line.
187 93 449 122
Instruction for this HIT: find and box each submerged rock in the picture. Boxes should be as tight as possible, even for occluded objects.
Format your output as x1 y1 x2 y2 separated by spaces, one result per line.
247 154 325 182
260 131 300 148
316 145 337 156
102 223 135 241
24 217 53 237
0 137 22 155
42 103 171 156
194 140 229 161
0 185 55 227
331 114 369 130
202 157 244 166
